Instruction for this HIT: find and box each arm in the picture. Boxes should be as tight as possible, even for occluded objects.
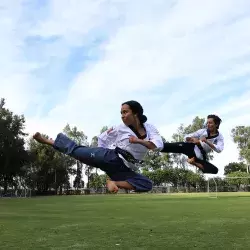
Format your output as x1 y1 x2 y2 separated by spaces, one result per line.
97 127 117 148
202 140 216 150
184 129 204 143
147 124 164 150
135 139 157 150
129 124 164 150
201 135 224 153
214 135 224 153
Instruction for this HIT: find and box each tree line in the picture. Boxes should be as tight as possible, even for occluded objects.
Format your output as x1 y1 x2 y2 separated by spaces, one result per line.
0 98 250 195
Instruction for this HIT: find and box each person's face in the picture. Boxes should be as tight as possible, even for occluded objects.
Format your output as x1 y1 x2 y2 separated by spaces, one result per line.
206 118 217 131
121 104 136 126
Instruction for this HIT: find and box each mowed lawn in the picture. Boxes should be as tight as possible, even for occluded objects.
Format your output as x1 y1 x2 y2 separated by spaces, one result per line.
1 193 250 249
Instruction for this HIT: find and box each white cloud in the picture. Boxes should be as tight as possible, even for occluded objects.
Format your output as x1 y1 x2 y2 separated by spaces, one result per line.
1 0 250 177
0 1 44 113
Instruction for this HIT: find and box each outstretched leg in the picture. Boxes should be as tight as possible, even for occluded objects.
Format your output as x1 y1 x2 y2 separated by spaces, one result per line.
33 132 153 192
162 142 200 168
162 142 196 157
34 132 118 169
162 142 218 174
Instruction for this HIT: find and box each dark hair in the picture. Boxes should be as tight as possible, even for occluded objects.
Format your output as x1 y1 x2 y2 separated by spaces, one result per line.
122 100 147 124
207 114 222 129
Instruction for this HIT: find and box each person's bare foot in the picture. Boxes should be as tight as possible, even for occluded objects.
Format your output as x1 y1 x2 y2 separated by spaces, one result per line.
192 161 204 170
33 132 45 143
33 132 54 145
187 157 195 164
187 157 204 170
106 180 119 193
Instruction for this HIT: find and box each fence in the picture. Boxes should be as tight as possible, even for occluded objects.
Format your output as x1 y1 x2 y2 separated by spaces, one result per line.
2 177 250 198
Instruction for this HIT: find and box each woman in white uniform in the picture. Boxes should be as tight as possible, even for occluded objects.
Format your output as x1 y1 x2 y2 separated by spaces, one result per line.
161 115 224 174
33 100 164 193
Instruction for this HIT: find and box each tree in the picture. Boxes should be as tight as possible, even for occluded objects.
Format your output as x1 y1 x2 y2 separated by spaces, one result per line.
207 177 228 192
142 151 163 171
231 126 250 165
140 135 172 172
171 116 205 144
63 124 88 145
226 171 250 191
62 124 109 189
100 126 108 134
63 124 89 189
0 98 30 194
26 135 75 194
143 169 165 186
90 136 98 147
171 124 189 169
90 125 110 177
88 173 107 189
186 171 206 191
53 153 76 194
183 116 205 135
224 162 248 175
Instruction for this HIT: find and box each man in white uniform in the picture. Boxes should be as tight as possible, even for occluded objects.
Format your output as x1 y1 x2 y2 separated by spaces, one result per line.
161 114 224 174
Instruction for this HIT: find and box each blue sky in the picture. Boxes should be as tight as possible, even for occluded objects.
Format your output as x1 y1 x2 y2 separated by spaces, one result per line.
1 0 250 176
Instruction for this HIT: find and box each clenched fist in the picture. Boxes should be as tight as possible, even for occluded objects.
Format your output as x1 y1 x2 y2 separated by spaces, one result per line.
129 136 139 144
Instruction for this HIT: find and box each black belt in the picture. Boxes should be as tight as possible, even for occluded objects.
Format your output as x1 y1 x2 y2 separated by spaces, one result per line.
195 129 218 162
197 144 207 161
115 147 143 164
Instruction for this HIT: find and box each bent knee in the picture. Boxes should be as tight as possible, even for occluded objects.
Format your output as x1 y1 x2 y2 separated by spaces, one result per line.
212 168 218 174
139 179 153 192
127 176 153 192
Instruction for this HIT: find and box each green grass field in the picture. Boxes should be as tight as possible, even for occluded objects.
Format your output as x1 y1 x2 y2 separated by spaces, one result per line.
1 193 250 249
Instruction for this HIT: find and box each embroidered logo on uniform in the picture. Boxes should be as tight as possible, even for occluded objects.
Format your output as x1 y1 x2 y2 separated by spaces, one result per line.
91 153 95 158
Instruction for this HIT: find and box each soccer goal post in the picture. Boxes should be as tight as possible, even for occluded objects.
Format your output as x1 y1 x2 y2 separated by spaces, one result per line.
18 188 32 198
207 176 250 198
207 177 218 198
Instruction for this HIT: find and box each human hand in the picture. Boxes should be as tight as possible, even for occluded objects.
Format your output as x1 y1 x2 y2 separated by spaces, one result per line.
129 136 139 144
106 127 113 134
191 138 200 144
200 137 207 142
